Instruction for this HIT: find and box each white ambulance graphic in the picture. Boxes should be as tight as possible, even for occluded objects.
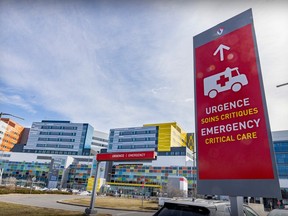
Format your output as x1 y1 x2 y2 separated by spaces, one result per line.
204 67 248 98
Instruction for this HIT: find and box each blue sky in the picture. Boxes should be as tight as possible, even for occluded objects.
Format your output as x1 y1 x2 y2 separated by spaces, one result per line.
0 0 287 133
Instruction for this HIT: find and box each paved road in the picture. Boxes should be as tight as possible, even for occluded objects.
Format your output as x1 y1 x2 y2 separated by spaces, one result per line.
0 194 155 216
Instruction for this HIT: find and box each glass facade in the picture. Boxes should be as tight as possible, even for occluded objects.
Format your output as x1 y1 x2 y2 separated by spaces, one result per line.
0 160 92 190
108 126 158 152
274 141 288 178
107 163 197 196
66 163 92 190
24 121 94 156
0 161 50 185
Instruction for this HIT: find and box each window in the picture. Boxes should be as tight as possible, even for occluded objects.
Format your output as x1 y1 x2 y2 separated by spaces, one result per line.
135 131 147 135
36 144 46 147
60 138 75 142
134 145 146 149
118 145 132 149
46 144 58 148
38 138 48 141
134 137 146 141
48 138 59 141
50 126 62 129
62 126 77 130
92 137 108 142
119 138 133 142
120 131 134 135
59 145 73 149
147 145 156 148
49 132 61 135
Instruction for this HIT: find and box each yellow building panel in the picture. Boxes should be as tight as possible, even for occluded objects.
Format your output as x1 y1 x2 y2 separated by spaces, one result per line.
143 122 189 152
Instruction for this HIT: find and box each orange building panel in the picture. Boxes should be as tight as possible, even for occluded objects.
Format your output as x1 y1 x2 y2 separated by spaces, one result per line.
0 118 24 152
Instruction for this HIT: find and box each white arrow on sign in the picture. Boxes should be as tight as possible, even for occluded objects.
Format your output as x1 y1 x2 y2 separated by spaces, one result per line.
213 44 230 61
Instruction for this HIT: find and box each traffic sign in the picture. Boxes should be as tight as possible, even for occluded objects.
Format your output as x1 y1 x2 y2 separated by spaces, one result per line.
96 151 157 161
194 9 281 198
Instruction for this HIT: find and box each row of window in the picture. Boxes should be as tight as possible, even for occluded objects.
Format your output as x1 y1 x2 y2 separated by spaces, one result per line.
39 132 77 136
118 137 157 142
158 151 186 156
2 133 19 140
277 165 288 178
24 149 79 155
92 137 108 142
115 130 157 136
36 143 74 149
117 144 156 149
40 126 78 130
276 153 288 164
91 142 107 147
38 138 75 142
274 142 288 152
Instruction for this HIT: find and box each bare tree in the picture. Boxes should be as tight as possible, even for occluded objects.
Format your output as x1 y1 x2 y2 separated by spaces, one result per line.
4 177 17 190
166 182 185 198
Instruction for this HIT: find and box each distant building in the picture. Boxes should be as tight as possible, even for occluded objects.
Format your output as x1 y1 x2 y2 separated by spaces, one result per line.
23 120 94 156
0 118 24 152
91 130 108 153
0 151 94 190
0 119 108 190
108 122 194 153
272 130 288 181
262 130 288 210
106 122 196 196
272 131 288 204
108 126 158 153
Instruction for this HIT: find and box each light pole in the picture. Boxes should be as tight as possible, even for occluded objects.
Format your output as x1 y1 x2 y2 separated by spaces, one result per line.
85 161 100 216
192 151 197 200
140 175 145 208
0 112 24 120
276 82 288 88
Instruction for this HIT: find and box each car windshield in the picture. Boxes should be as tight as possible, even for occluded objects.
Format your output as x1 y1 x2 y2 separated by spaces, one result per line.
154 203 210 216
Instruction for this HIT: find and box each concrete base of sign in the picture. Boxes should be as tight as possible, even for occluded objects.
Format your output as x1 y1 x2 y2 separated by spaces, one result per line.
84 208 97 216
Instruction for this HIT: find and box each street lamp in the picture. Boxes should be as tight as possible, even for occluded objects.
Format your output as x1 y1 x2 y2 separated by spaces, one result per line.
192 151 197 200
0 112 24 120
276 82 288 88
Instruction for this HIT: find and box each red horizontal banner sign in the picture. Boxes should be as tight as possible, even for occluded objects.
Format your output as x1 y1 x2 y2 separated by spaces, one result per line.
96 151 157 161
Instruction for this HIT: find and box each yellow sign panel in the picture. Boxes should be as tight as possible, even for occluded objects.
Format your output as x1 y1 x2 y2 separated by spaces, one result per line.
86 177 103 192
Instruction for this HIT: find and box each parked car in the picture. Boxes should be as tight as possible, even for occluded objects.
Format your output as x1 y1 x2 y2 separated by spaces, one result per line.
152 199 260 216
78 191 92 196
267 209 288 216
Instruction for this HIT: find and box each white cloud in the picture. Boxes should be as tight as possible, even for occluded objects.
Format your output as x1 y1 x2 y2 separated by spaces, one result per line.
0 91 36 114
0 0 287 132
